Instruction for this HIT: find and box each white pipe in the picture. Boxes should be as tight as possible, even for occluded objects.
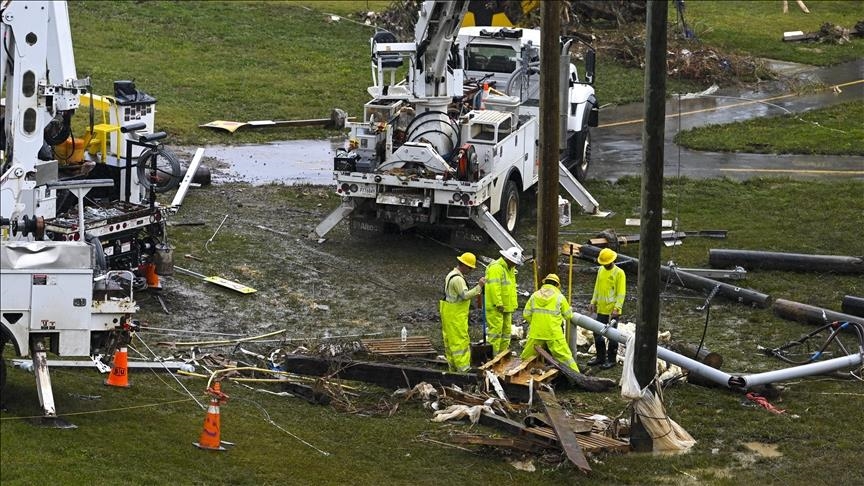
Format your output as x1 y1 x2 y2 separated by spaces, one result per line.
571 313 863 390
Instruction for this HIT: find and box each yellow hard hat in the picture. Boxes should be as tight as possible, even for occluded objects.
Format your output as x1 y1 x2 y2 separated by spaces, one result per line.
457 252 477 269
598 248 617 266
543 273 561 286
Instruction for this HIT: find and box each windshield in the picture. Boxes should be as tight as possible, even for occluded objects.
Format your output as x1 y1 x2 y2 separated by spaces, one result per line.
464 44 518 73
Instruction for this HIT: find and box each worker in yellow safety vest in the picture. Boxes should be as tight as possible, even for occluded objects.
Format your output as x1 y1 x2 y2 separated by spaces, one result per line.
587 248 627 369
484 246 523 355
520 273 579 372
440 252 486 372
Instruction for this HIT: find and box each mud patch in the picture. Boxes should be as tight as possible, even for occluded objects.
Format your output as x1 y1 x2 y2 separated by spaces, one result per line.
741 442 783 458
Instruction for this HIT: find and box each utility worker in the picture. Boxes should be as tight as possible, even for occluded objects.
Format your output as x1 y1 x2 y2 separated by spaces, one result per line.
440 252 486 372
484 246 523 355
520 273 579 372
588 248 626 369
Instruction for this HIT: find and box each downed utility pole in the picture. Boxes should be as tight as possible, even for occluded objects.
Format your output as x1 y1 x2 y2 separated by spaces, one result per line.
842 295 864 317
773 298 864 329
631 0 668 453
708 249 864 274
576 244 771 308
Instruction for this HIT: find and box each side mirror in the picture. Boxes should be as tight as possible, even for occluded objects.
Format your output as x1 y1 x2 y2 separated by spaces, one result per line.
585 49 596 85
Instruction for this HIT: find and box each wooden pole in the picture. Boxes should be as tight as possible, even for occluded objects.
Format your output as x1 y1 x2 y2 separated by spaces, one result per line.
631 0 668 453
536 0 562 279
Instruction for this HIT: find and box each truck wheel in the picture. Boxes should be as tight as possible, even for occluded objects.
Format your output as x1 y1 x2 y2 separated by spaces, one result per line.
496 180 520 234
566 130 591 182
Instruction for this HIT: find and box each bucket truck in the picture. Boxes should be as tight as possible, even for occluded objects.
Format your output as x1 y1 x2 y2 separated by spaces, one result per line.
0 0 174 425
311 0 600 251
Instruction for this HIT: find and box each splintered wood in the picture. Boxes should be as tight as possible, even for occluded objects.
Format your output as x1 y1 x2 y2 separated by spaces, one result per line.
480 351 558 385
361 336 437 357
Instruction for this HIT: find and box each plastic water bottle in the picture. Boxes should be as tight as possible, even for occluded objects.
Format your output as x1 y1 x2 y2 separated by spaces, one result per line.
401 326 408 343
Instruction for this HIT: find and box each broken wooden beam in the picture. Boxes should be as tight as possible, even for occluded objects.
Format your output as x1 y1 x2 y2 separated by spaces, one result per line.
479 411 562 448
449 433 550 454
532 345 616 392
841 295 864 317
708 249 864 274
279 354 531 402
537 390 591 473
574 244 771 308
773 298 864 329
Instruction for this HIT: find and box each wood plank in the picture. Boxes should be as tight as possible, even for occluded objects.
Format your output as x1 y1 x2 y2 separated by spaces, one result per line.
537 390 591 473
533 345 617 392
361 336 437 356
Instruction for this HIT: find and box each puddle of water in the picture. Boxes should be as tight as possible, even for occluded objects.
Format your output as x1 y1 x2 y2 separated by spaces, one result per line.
742 441 783 458
204 139 344 186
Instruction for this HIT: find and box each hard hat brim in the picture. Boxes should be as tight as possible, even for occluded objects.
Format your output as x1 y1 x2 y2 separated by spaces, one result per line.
457 255 476 268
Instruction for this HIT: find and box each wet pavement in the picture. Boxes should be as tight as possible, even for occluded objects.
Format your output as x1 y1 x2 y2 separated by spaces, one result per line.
593 58 864 181
200 59 863 185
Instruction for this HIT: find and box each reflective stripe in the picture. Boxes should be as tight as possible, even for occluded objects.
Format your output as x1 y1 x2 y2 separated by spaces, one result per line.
451 347 470 356
531 308 560 315
487 333 504 339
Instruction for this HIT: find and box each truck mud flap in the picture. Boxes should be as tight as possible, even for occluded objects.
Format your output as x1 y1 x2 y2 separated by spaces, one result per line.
450 226 488 249
349 218 387 236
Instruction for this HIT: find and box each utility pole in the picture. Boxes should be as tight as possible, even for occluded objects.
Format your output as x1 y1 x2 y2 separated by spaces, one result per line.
536 0 561 280
630 0 668 453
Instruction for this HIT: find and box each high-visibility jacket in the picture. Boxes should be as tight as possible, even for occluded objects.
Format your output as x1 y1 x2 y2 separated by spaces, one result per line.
439 268 481 372
523 284 573 340
591 264 626 315
484 257 518 312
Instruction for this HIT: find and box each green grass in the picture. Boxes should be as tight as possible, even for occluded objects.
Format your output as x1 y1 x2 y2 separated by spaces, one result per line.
674 100 864 154
681 0 864 65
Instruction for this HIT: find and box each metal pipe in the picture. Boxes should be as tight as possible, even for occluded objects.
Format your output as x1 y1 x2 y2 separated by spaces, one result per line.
571 313 863 390
709 249 864 274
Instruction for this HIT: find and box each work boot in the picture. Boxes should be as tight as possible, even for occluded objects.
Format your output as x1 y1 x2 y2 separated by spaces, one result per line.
601 360 616 369
587 356 604 366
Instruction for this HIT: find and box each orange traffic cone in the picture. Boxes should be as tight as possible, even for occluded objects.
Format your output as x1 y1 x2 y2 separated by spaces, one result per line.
105 346 131 388
193 382 234 451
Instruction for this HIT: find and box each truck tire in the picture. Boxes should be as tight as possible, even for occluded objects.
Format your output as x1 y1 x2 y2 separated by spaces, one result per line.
496 180 520 234
565 130 591 182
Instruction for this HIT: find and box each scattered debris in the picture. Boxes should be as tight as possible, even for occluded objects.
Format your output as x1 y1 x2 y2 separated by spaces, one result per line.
173 265 257 294
199 108 350 133
537 389 591 473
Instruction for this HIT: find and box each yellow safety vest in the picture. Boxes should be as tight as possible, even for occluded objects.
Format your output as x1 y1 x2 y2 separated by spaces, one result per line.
484 257 518 312
591 264 626 315
523 284 573 340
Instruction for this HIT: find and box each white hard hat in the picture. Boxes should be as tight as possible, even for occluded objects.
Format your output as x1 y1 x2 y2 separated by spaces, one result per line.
500 246 523 265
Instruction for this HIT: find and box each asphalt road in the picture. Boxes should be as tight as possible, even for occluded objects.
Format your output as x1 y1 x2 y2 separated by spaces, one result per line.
591 58 864 181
